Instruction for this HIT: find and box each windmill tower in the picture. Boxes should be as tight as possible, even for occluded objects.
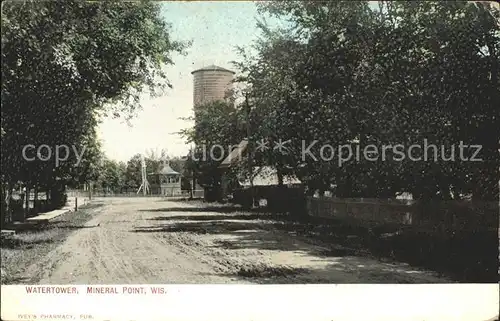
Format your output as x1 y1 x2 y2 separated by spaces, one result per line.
136 154 150 195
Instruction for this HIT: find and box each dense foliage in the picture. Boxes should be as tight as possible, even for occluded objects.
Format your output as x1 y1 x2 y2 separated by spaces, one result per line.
1 0 186 222
93 153 190 194
180 100 247 190
220 1 499 201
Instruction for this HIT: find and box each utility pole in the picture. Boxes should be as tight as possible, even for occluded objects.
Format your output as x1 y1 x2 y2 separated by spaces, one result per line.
191 173 196 199
189 146 195 199
245 93 255 208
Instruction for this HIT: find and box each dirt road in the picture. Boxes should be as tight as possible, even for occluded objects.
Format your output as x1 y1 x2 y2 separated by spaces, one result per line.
18 197 449 284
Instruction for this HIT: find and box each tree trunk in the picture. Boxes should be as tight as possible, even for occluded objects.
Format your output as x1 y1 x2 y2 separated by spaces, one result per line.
0 183 4 225
318 182 327 197
473 165 499 201
2 182 13 225
249 160 256 208
439 182 452 200
46 176 54 208
34 187 39 214
477 18 499 201
244 94 256 208
276 163 284 187
190 174 195 199
24 185 30 221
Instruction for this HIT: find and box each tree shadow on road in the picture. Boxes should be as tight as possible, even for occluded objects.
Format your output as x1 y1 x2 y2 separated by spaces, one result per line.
145 213 266 221
133 216 452 283
139 206 245 213
198 266 314 284
199 255 446 284
132 206 397 257
132 203 497 283
0 275 33 285
1 237 58 249
133 220 254 234
132 213 371 261
305 258 451 284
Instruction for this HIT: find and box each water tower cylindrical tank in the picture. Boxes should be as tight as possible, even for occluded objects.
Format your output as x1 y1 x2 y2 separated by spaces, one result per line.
191 65 235 107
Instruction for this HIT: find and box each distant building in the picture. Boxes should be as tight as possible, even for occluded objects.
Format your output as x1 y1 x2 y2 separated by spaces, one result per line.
218 139 302 203
192 65 235 108
238 166 302 188
156 161 182 196
218 139 248 198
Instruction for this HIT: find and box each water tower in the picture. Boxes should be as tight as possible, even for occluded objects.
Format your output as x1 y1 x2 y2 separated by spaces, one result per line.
190 65 235 198
191 65 235 108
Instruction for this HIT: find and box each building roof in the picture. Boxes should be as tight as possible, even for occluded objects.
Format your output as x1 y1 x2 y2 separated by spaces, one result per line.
157 163 180 175
191 64 235 74
239 166 302 187
218 139 248 169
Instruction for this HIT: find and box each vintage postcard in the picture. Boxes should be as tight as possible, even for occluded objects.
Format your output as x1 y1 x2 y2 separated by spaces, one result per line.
1 1 499 320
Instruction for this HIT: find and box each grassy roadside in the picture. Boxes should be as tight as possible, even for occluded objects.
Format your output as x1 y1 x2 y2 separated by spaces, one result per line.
1 203 103 285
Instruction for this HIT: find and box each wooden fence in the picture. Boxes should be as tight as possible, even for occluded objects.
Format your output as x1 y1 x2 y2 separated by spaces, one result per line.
67 189 204 198
306 197 498 232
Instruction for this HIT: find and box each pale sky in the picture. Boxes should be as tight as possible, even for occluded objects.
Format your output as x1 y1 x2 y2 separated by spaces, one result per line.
97 1 278 162
97 2 386 162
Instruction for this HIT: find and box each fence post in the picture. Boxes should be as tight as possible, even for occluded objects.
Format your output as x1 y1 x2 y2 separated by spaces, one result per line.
75 197 78 212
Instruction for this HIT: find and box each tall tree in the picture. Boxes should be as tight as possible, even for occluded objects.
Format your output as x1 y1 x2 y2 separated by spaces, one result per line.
237 0 499 200
180 100 246 190
1 0 187 222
